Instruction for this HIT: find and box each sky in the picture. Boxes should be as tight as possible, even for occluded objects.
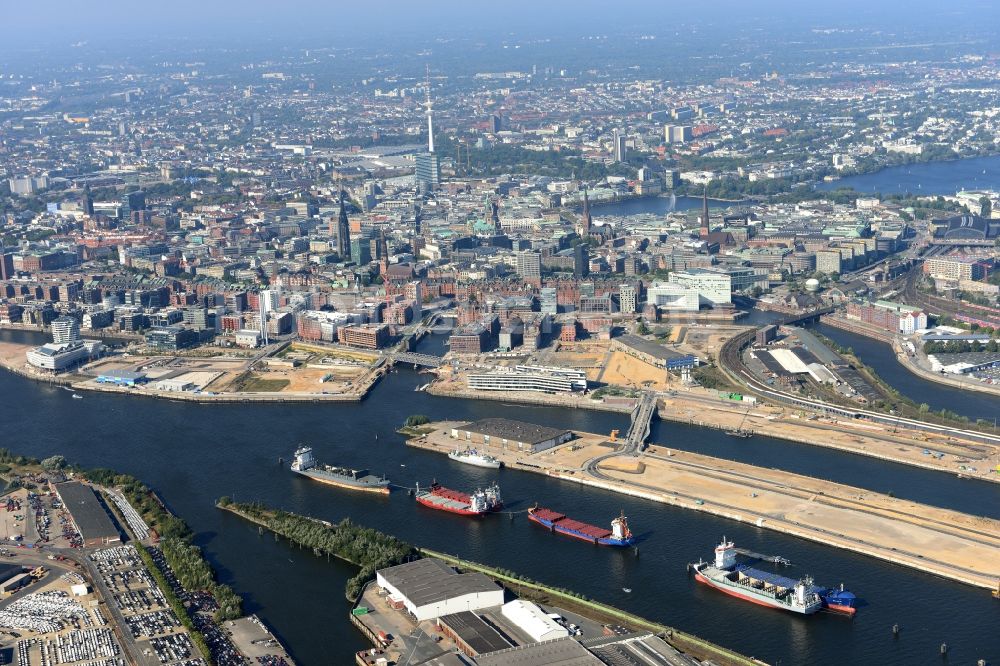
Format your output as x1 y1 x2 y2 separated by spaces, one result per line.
6 0 1000 50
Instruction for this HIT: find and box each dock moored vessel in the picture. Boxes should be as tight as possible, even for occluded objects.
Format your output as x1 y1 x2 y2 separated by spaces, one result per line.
447 448 502 469
692 537 857 615
290 446 390 494
415 482 502 516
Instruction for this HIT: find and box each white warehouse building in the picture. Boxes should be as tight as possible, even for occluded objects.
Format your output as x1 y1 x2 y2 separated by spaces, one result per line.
500 600 570 643
375 559 504 622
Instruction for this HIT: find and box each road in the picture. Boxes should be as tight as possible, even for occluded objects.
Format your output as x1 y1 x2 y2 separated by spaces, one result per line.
586 390 656 475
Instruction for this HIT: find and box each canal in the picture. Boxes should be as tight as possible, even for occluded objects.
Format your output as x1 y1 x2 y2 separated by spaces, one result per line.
0 330 997 666
814 323 1000 423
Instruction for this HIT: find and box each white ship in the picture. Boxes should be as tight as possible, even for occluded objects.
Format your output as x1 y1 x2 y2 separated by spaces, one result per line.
447 448 502 469
692 537 824 615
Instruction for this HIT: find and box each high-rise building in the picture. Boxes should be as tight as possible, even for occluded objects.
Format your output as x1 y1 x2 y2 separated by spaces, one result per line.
351 232 372 265
490 113 502 133
120 190 145 221
540 288 558 315
51 316 81 344
81 187 94 216
516 251 541 280
335 192 351 259
0 240 13 280
619 284 638 314
613 129 627 162
665 125 693 144
414 152 440 192
573 243 589 278
259 289 278 344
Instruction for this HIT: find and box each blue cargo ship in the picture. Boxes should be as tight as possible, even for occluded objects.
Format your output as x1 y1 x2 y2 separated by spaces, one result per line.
528 507 635 547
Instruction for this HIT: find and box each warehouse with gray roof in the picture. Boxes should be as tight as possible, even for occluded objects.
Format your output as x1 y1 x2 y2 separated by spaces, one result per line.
450 418 573 453
375 558 504 622
53 481 121 547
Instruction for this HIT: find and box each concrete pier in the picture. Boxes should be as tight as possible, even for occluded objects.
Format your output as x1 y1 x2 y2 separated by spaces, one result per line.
407 423 1000 592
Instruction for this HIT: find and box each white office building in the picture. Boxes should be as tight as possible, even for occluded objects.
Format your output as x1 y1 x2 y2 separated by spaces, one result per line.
619 283 638 314
646 282 700 311
467 365 587 393
51 316 81 344
26 340 102 371
668 269 732 306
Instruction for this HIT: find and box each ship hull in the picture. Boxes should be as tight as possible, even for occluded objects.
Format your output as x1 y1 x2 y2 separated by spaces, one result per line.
528 512 635 547
824 602 857 616
415 495 501 516
447 454 502 469
292 469 390 494
694 570 819 615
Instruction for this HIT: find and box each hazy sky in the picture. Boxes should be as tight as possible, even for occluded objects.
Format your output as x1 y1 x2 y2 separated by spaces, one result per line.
6 0 1000 49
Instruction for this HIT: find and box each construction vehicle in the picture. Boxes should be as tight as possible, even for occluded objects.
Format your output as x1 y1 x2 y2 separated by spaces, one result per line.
609 429 619 443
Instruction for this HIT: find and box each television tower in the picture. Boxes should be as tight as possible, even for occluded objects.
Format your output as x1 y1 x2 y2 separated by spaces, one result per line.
424 64 435 154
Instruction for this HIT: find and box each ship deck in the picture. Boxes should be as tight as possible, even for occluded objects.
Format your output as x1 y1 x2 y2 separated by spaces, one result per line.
734 564 822 594
418 492 471 512
532 507 612 538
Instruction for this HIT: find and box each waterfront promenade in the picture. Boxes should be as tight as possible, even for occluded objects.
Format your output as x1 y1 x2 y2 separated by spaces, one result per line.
408 424 1000 592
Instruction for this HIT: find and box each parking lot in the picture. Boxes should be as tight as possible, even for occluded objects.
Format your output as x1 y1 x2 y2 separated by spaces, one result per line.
88 545 206 666
145 547 243 666
0 582 125 666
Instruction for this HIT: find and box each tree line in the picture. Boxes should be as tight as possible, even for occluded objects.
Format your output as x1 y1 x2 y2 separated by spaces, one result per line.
85 468 243 621
923 339 999 355
219 499 416 601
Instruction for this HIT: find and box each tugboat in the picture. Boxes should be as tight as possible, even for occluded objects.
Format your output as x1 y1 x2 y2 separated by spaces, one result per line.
692 537 858 615
725 408 754 438
289 446 390 494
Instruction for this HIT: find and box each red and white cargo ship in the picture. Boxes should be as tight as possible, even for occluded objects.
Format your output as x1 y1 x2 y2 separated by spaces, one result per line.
415 482 502 516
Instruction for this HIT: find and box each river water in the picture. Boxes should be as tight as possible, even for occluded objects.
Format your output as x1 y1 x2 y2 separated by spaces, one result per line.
816 153 1000 196
814 323 1000 424
1 329 997 665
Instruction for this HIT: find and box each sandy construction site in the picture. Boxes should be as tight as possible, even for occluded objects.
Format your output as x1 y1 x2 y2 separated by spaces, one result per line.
408 423 1000 591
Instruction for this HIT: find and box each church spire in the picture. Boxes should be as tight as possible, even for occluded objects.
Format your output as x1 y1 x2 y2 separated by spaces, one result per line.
580 188 592 236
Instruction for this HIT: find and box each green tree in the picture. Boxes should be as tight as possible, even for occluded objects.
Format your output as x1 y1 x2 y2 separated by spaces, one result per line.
41 455 66 471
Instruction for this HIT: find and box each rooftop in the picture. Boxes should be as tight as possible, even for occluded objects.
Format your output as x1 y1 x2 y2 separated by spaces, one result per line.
475 636 602 666
54 481 120 542
438 611 511 655
377 558 500 608
457 418 570 445
614 334 695 362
